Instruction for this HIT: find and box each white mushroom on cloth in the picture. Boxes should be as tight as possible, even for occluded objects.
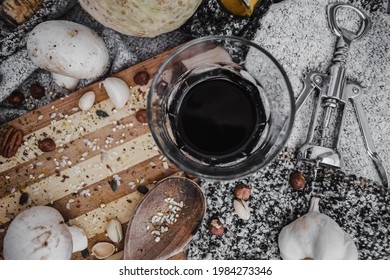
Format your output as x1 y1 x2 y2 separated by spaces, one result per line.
26 20 109 90
3 206 87 260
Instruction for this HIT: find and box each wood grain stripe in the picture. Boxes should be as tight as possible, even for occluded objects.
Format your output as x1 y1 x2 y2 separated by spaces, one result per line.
52 155 178 222
0 86 148 172
0 133 159 224
0 112 150 197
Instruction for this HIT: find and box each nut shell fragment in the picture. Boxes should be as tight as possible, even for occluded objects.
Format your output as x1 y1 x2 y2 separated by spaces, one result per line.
91 242 115 260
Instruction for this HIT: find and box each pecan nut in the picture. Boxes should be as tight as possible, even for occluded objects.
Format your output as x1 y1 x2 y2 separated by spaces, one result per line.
0 126 24 158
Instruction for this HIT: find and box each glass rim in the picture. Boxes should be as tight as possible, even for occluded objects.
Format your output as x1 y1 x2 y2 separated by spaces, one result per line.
147 35 295 180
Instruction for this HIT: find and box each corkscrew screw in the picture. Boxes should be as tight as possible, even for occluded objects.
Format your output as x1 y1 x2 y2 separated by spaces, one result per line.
295 3 388 188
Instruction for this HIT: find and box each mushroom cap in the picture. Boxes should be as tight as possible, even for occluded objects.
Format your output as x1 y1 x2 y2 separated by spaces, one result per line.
3 206 72 260
27 20 109 79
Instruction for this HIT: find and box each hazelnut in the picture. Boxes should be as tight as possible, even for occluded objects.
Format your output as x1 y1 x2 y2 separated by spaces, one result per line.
135 109 148 123
7 91 25 106
133 71 150 85
30 84 45 99
208 219 224 236
38 138 56 152
234 184 251 200
290 171 305 190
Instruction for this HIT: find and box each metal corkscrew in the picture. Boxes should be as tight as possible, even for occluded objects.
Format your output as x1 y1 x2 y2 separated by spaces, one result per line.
295 3 388 188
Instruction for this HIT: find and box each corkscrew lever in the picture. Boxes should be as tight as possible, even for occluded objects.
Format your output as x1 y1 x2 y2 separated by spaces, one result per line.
343 83 389 188
329 4 388 188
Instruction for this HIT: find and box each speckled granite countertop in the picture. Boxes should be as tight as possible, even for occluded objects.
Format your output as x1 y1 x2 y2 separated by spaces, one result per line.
0 0 389 259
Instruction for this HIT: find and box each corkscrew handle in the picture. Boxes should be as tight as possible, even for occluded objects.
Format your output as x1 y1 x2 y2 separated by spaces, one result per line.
327 3 372 44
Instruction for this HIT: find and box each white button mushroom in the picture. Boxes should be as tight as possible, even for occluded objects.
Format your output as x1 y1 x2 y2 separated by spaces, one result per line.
27 20 109 90
4 206 72 260
3 206 88 260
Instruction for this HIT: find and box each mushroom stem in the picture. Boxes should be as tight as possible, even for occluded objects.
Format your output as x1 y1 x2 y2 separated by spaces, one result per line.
52 73 79 91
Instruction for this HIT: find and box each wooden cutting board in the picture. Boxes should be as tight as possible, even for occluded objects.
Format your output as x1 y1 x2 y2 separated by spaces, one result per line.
0 46 191 260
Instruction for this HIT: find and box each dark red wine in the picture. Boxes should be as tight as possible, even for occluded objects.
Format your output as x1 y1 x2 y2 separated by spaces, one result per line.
173 75 267 160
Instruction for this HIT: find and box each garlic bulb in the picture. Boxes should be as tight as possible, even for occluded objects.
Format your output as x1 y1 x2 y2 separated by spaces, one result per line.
101 77 130 109
278 197 358 260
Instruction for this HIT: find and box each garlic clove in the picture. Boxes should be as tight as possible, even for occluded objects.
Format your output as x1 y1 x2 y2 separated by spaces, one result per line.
68 226 88 253
91 242 115 259
78 91 96 111
106 219 123 243
234 199 250 220
52 73 79 91
101 77 130 109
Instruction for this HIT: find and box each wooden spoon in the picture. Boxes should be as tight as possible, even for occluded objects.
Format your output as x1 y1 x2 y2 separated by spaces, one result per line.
123 176 205 260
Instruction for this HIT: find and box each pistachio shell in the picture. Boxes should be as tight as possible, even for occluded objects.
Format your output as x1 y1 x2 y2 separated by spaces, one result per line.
106 219 123 243
91 242 115 260
234 199 250 220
